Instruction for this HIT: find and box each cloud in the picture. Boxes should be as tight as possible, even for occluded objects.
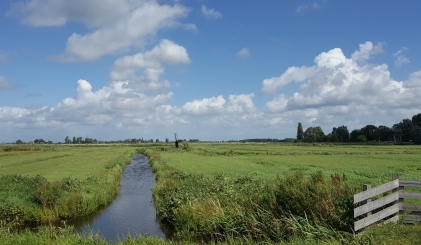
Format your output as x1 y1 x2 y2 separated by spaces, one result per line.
0 77 15 90
351 41 384 63
261 66 316 94
262 41 386 95
393 47 410 66
201 5 222 20
2 40 421 142
237 48 250 58
261 41 421 133
9 0 192 62
181 93 256 116
110 39 190 92
296 2 321 13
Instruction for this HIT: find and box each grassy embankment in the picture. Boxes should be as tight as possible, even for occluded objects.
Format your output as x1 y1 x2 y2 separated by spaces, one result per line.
1 143 421 244
0 144 137 227
141 143 421 244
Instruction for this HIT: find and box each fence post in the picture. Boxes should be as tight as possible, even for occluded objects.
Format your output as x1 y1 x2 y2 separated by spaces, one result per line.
392 173 402 220
363 184 372 217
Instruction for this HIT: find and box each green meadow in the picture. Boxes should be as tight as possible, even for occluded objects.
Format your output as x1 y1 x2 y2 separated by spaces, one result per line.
0 144 138 228
0 145 136 180
1 143 421 244
157 143 421 188
143 143 421 244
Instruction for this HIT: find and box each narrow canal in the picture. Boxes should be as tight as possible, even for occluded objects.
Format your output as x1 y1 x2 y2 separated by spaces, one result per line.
68 154 166 243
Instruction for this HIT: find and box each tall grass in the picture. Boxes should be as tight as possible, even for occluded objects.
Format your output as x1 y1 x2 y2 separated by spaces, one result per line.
138 148 356 243
0 150 134 228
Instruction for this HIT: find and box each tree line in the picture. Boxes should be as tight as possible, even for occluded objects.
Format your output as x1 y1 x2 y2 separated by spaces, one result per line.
296 113 421 144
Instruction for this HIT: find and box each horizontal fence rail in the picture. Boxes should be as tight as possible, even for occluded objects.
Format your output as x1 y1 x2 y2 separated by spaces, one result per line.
353 174 421 231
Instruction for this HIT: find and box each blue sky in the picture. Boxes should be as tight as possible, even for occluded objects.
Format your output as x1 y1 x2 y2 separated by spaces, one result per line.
1 0 421 143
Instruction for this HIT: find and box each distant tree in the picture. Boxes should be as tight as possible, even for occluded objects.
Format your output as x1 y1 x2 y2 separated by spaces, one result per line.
374 125 390 141
297 122 304 142
412 113 421 127
350 129 362 142
361 125 377 141
165 138 169 143
393 119 414 142
72 136 76 144
131 138 137 144
156 139 160 143
411 126 421 144
326 133 338 142
85 137 94 144
16 139 23 144
303 126 325 143
150 139 153 143
331 125 349 142
357 135 367 142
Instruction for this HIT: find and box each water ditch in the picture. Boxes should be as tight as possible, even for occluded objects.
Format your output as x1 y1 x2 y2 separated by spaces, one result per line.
67 154 168 243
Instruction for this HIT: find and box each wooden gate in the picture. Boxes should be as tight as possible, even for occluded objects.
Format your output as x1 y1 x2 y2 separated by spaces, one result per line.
353 173 421 231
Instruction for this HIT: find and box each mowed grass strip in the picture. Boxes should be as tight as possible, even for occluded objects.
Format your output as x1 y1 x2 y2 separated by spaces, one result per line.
0 146 135 181
159 143 421 188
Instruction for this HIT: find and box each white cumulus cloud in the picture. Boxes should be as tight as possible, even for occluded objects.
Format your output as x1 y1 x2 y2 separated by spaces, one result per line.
262 41 421 133
393 47 410 66
201 5 222 20
110 39 190 92
351 41 384 63
9 0 192 62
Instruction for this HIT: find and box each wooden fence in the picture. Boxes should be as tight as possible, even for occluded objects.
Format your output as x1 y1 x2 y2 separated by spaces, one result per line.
353 173 421 231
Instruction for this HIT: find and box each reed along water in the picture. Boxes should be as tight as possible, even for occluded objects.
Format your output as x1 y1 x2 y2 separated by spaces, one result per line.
68 154 166 243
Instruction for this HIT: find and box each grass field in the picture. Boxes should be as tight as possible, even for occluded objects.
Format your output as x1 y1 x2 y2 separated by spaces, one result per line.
157 143 421 188
2 143 421 244
142 143 421 244
0 145 137 181
0 144 139 227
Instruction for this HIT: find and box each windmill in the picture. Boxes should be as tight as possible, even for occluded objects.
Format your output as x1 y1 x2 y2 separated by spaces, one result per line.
174 133 179 148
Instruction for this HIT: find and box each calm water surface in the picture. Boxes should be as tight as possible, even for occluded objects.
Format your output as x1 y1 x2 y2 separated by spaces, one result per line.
69 154 166 243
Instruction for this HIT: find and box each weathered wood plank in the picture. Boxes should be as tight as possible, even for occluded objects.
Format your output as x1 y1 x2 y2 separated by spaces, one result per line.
354 204 399 231
400 203 421 212
354 192 399 218
354 180 399 204
400 179 421 188
399 191 421 200
383 215 399 224
404 214 421 223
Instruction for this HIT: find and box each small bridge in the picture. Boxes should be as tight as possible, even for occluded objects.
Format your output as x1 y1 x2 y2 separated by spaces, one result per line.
354 173 421 231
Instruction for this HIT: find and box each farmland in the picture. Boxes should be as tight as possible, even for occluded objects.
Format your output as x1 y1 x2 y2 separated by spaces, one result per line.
143 143 421 244
156 143 421 188
0 144 138 228
0 145 137 180
1 143 421 244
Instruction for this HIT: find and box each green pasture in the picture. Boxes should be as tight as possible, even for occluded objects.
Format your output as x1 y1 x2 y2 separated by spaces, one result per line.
142 143 421 244
0 145 135 181
0 144 142 227
159 143 421 188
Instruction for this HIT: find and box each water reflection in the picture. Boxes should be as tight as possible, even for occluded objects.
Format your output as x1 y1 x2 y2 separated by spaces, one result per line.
69 154 165 243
